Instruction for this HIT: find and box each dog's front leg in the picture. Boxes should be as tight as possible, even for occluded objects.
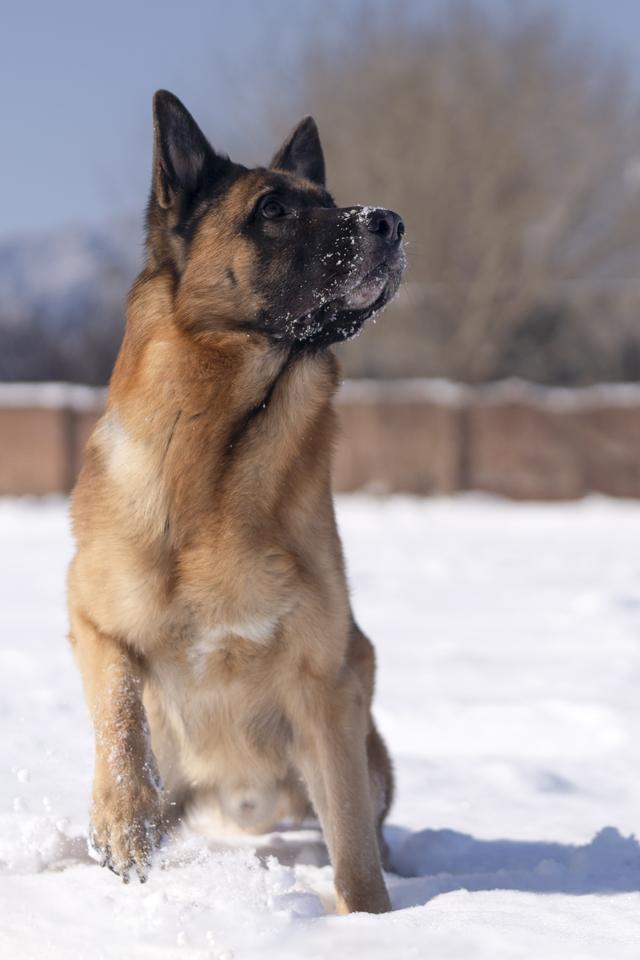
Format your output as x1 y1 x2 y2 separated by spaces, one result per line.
290 671 391 914
70 612 164 882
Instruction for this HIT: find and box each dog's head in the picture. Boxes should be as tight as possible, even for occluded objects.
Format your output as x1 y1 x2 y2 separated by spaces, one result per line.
147 91 405 347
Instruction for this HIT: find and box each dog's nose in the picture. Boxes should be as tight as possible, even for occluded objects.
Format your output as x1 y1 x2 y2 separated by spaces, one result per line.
366 208 405 245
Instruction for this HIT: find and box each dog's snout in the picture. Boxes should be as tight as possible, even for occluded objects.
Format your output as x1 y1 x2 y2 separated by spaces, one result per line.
366 208 404 245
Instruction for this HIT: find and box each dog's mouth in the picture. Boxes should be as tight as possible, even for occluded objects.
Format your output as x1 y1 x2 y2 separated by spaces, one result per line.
285 256 404 346
340 265 390 311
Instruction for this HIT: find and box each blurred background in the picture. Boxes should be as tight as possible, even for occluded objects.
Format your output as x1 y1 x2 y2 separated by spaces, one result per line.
4 0 640 498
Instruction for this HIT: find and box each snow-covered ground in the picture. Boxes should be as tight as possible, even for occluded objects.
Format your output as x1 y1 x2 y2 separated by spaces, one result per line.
2 495 640 959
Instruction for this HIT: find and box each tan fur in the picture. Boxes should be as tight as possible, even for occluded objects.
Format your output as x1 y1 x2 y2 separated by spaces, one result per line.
68 174 393 913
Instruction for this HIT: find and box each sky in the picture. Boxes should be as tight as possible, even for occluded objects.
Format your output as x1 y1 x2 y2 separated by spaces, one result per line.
2 0 640 238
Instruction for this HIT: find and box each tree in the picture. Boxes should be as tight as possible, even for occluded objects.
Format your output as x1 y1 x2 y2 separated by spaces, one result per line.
285 2 640 383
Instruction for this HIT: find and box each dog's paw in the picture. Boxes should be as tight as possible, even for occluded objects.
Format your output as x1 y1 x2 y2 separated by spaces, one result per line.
89 784 165 883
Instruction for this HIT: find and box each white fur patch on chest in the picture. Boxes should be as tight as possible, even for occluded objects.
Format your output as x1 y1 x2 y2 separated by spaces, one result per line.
188 615 279 675
97 410 169 538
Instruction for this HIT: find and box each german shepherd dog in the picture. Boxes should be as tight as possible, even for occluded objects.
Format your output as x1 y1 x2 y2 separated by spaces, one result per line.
68 91 405 915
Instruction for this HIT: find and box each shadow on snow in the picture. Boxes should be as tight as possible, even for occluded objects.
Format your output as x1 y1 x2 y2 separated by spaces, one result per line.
6 816 640 911
383 824 640 908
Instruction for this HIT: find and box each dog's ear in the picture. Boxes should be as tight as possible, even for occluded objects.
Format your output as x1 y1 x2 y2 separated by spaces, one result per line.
151 90 228 209
270 117 325 187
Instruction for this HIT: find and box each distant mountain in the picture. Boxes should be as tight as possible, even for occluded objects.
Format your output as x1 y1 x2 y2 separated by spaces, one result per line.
0 219 143 384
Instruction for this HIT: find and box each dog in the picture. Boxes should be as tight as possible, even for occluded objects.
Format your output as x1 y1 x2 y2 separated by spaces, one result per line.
67 90 405 915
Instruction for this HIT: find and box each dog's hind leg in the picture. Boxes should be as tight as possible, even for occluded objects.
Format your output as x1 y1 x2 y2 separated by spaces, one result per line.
348 623 394 868
367 720 394 870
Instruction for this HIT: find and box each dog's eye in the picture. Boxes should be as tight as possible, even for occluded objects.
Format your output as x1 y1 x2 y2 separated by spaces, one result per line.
259 196 286 220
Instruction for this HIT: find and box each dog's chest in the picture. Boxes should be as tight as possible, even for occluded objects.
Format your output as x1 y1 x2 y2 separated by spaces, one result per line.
187 614 279 676
171 532 296 670
95 409 298 650
147 623 292 788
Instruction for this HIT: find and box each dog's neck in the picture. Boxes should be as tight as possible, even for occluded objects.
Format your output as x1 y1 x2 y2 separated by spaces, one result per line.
103 268 340 545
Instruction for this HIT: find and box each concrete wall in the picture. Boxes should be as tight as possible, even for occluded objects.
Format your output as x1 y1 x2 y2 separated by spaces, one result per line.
2 380 640 499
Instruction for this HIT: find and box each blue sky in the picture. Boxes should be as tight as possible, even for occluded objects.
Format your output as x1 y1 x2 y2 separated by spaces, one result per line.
2 0 640 237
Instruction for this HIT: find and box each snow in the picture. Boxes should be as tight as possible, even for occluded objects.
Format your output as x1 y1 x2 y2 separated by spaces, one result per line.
0 382 106 411
3 376 640 415
339 376 640 410
1 494 640 958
